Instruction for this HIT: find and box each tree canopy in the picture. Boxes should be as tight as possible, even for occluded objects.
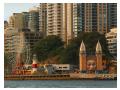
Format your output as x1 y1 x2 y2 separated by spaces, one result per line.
33 35 64 62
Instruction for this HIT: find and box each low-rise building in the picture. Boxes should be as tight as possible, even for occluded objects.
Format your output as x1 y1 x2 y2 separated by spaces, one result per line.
106 28 117 59
52 64 70 71
23 64 74 75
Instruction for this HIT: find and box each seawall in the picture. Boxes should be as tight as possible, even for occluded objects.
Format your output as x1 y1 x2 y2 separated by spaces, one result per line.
4 74 117 80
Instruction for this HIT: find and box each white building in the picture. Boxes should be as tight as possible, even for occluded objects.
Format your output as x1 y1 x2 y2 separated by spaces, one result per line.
106 28 117 59
24 64 76 74
52 64 70 71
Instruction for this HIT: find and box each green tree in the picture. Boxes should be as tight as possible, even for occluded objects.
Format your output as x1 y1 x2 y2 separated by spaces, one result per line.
60 43 79 64
33 35 64 62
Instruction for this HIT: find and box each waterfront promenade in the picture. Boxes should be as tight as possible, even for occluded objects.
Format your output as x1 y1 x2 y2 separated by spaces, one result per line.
4 73 117 80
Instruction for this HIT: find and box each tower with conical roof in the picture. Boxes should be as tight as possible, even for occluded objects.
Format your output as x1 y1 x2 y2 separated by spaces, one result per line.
96 40 103 72
79 40 86 72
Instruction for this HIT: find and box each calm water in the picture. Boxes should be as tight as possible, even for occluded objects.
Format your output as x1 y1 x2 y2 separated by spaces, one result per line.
4 80 117 88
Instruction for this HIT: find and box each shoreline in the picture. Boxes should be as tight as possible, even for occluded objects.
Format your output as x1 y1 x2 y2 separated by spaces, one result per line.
4 74 117 80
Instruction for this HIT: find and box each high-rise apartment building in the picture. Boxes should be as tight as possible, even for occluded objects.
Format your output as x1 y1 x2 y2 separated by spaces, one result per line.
66 3 73 44
22 12 29 29
71 3 117 37
28 6 39 32
39 3 117 44
39 3 47 37
97 3 108 33
107 3 117 30
47 4 62 37
74 3 117 34
62 3 74 44
84 4 94 32
61 3 67 43
8 13 24 31
73 3 84 37
8 16 14 29
8 12 30 31
73 3 107 33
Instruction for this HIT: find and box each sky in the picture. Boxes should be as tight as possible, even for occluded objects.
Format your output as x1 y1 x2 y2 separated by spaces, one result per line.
4 3 39 21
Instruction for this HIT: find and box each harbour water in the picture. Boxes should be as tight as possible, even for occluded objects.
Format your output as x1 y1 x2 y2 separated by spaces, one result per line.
4 80 117 88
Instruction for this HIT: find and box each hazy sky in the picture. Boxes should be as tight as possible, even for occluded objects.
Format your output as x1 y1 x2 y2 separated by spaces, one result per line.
4 3 39 21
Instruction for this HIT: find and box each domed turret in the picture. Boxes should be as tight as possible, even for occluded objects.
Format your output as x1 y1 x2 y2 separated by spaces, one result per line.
80 40 86 53
96 40 102 53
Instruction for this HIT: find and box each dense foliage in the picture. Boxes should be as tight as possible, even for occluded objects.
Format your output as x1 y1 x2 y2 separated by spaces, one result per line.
33 32 112 65
33 35 64 62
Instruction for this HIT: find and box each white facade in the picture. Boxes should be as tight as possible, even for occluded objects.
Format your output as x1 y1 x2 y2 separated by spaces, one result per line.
106 28 117 59
52 64 70 71
24 64 72 74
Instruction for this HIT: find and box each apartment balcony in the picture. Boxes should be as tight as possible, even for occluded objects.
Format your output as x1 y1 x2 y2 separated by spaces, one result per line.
47 28 53 30
48 30 53 33
48 19 53 21
47 32 53 35
47 24 53 26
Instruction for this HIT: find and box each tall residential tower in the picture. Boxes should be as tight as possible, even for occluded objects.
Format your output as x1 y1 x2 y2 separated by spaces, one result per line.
47 4 62 37
39 3 47 37
38 3 117 44
28 6 39 32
